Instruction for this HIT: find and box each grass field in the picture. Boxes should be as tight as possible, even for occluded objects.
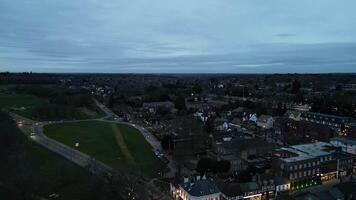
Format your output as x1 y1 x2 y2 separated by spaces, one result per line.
0 93 105 120
0 93 46 108
44 121 162 178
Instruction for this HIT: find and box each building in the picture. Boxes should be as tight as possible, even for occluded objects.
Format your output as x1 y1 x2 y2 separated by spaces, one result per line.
218 181 262 200
285 110 302 121
170 175 221 200
212 137 274 172
257 115 274 129
274 142 355 191
300 112 355 131
142 101 174 113
330 137 356 155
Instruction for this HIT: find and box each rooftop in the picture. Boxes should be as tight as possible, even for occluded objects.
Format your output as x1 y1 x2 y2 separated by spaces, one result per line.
180 176 220 197
280 142 333 163
330 137 356 145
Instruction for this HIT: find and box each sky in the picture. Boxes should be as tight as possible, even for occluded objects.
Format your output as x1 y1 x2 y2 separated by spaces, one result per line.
1 0 356 73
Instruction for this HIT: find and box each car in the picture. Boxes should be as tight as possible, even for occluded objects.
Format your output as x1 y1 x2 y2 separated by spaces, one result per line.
154 149 161 156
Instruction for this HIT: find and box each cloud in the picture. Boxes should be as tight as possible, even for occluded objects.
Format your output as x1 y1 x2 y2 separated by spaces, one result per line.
0 0 356 73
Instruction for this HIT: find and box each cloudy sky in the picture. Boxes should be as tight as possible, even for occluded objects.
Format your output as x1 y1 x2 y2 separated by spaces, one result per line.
1 0 356 73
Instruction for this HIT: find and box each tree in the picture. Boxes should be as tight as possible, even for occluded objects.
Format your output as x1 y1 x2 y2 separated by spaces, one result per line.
237 169 252 183
291 79 301 94
204 117 215 133
174 95 186 111
161 135 174 151
196 158 231 175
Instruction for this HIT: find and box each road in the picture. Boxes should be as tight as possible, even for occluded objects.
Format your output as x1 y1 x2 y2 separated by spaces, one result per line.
10 112 113 177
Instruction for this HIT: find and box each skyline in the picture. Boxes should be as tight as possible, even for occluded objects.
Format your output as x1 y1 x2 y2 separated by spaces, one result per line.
1 0 356 73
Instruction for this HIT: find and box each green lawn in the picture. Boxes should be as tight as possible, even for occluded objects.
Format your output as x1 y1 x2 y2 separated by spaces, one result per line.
0 93 105 120
0 93 46 108
44 121 162 178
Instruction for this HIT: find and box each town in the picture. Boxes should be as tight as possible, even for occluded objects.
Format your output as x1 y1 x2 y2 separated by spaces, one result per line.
0 73 355 200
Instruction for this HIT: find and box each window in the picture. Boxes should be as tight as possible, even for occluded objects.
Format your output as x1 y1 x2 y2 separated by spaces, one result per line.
313 162 315 166
289 166 293 170
304 163 307 168
299 164 302 169
308 162 311 167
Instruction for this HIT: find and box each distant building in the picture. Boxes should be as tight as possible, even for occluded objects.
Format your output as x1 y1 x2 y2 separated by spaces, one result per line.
170 175 221 200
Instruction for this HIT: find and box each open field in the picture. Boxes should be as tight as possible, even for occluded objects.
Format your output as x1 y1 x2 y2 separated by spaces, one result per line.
44 121 162 178
0 93 46 108
0 94 104 120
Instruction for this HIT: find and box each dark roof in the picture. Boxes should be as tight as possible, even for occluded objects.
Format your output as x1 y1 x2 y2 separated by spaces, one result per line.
216 181 260 197
275 176 289 185
219 137 274 152
180 177 220 197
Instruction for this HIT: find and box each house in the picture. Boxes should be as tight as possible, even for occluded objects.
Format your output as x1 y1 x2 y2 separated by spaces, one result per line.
142 101 174 113
243 113 257 123
170 175 221 200
285 110 302 121
257 115 274 129
193 111 208 123
215 118 229 131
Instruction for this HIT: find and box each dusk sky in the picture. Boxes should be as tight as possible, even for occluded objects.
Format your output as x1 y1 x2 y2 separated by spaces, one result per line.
1 0 356 73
